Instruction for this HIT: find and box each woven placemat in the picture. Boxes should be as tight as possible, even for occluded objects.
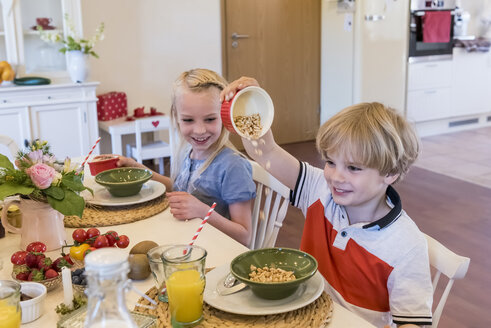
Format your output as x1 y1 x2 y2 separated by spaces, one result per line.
133 285 333 328
64 195 169 228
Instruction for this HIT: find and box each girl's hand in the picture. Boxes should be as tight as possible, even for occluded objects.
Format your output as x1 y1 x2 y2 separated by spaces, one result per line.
220 76 260 102
116 155 141 168
167 191 208 220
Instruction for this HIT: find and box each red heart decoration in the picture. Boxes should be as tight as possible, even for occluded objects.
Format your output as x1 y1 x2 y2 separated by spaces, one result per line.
152 121 159 127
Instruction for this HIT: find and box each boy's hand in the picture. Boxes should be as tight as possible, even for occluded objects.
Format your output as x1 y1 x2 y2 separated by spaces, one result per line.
220 76 260 102
167 191 208 220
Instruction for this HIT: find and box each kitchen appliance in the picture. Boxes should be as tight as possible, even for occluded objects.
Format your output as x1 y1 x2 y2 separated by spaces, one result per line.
322 0 410 121
409 0 456 59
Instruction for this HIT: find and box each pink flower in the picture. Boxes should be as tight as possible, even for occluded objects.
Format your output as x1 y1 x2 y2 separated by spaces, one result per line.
26 163 57 189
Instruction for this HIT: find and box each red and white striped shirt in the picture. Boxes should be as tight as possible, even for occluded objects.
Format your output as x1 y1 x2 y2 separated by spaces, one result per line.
291 162 433 327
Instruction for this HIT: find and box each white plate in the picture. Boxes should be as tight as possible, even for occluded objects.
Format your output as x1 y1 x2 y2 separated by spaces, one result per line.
203 263 324 316
82 180 166 206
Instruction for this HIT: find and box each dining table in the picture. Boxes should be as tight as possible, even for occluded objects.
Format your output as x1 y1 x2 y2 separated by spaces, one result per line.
0 174 375 327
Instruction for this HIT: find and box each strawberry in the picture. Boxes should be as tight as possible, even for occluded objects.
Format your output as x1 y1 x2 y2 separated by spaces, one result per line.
38 257 52 271
16 272 30 281
44 268 58 279
25 252 39 268
52 256 72 272
12 264 29 275
27 269 44 281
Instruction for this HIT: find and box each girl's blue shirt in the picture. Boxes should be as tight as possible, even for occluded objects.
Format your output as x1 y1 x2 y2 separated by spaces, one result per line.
173 147 256 219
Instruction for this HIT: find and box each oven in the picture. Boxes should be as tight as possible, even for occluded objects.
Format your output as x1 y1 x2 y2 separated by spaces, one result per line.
409 0 456 60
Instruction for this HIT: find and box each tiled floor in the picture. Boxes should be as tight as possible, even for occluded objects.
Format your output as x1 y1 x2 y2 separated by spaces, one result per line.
414 127 491 188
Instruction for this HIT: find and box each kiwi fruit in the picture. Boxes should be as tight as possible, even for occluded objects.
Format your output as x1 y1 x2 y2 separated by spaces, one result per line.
130 240 159 255
128 254 151 280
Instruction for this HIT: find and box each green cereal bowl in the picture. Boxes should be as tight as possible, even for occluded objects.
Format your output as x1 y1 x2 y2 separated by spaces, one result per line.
230 247 318 300
95 167 153 197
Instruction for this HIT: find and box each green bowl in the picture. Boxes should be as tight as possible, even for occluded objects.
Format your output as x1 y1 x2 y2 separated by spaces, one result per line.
95 167 153 197
230 248 318 300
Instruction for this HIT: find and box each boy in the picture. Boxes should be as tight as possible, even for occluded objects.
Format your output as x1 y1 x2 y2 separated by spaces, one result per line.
221 78 433 328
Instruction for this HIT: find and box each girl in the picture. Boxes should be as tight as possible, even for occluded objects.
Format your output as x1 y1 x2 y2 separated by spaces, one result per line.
117 69 256 246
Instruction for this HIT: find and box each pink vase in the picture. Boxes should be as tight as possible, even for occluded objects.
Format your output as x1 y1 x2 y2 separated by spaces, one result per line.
1 198 66 251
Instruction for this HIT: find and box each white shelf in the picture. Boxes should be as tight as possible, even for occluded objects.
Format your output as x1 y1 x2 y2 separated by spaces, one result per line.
23 29 62 36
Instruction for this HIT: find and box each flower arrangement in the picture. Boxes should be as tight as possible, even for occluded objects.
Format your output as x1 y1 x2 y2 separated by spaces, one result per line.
0 140 91 218
38 14 104 58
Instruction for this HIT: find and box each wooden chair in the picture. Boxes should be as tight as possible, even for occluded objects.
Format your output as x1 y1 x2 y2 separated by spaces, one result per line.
249 160 290 249
0 135 20 163
425 233 470 327
126 116 172 175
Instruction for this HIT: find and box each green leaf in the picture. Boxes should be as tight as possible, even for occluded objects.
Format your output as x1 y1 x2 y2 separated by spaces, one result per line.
61 172 86 192
0 154 14 170
0 183 34 200
47 189 85 218
44 186 65 200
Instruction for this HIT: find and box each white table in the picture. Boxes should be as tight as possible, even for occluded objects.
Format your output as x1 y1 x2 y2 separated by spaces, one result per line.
0 208 374 327
98 115 169 155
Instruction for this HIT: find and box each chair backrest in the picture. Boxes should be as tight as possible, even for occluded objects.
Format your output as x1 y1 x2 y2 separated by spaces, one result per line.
425 233 470 327
249 160 290 249
133 116 172 163
0 135 20 163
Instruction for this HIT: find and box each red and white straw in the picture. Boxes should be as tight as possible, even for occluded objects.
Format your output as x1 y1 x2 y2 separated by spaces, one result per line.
80 137 101 169
183 202 217 255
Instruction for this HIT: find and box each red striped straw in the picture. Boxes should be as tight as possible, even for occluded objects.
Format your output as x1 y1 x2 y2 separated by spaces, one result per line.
79 137 101 169
183 202 217 255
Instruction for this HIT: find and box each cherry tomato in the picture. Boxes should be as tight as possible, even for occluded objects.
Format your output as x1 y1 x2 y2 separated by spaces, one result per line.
105 234 116 247
26 241 47 253
70 243 91 261
72 228 88 243
86 228 100 239
93 235 109 249
10 250 28 265
116 235 130 248
84 247 97 257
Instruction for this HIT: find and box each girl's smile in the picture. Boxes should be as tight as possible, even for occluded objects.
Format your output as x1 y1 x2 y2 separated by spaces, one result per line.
176 87 222 160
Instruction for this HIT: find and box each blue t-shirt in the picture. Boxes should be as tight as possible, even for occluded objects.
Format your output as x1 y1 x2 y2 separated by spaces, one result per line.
173 147 256 219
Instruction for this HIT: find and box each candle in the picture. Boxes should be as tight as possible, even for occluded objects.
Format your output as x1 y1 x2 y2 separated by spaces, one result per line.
61 267 73 307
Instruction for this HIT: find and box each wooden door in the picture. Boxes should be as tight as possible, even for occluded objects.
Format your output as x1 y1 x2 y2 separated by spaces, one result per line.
223 0 320 145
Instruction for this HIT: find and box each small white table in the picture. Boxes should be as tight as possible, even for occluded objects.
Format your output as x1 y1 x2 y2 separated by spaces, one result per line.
98 115 169 155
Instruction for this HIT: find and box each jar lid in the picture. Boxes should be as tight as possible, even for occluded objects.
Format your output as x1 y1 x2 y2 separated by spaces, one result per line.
85 248 129 277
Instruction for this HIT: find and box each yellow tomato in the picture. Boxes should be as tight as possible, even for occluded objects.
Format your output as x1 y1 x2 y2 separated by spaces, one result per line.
70 243 91 261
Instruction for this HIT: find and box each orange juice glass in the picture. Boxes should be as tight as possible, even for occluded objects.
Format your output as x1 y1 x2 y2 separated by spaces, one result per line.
162 245 207 327
0 280 21 328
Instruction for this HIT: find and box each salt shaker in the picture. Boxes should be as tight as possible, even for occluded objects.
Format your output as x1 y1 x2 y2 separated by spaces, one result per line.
84 248 137 328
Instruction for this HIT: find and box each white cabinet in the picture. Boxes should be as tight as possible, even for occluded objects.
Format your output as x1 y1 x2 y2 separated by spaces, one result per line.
407 59 453 122
452 48 491 116
0 0 83 78
0 82 100 158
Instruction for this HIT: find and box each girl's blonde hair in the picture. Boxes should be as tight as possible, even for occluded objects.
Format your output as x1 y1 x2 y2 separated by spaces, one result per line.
170 68 237 181
316 102 419 183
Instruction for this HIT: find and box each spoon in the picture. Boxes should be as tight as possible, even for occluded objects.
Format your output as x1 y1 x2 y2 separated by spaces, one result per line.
216 272 248 296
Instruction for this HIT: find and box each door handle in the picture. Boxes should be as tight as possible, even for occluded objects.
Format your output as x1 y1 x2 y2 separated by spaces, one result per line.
231 33 250 40
365 14 385 21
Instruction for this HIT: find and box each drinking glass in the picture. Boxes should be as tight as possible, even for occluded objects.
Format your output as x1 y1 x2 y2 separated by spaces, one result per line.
147 245 171 302
0 280 21 328
161 245 207 328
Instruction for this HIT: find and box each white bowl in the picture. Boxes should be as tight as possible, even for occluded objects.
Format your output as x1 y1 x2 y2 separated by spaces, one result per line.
20 282 47 323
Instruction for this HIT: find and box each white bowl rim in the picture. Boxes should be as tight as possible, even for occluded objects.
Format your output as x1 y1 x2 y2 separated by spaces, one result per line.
20 282 47 305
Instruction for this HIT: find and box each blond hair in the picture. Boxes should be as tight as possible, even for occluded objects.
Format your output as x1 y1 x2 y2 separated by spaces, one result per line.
316 102 419 183
170 68 237 181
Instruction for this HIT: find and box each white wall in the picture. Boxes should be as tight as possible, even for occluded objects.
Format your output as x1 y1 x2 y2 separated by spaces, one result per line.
81 0 222 115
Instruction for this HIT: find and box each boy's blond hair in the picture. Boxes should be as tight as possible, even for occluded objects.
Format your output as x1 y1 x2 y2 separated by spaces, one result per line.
316 102 419 183
170 68 237 181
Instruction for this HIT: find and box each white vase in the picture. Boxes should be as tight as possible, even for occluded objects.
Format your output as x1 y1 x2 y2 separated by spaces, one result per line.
67 50 89 83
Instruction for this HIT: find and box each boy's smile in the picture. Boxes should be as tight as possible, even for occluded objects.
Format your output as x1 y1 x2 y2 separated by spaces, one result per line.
323 153 398 224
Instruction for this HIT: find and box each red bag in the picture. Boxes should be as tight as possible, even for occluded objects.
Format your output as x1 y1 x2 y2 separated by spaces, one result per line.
96 92 128 121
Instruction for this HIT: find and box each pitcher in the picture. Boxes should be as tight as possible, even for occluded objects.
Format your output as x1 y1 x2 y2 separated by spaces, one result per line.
1 198 66 251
